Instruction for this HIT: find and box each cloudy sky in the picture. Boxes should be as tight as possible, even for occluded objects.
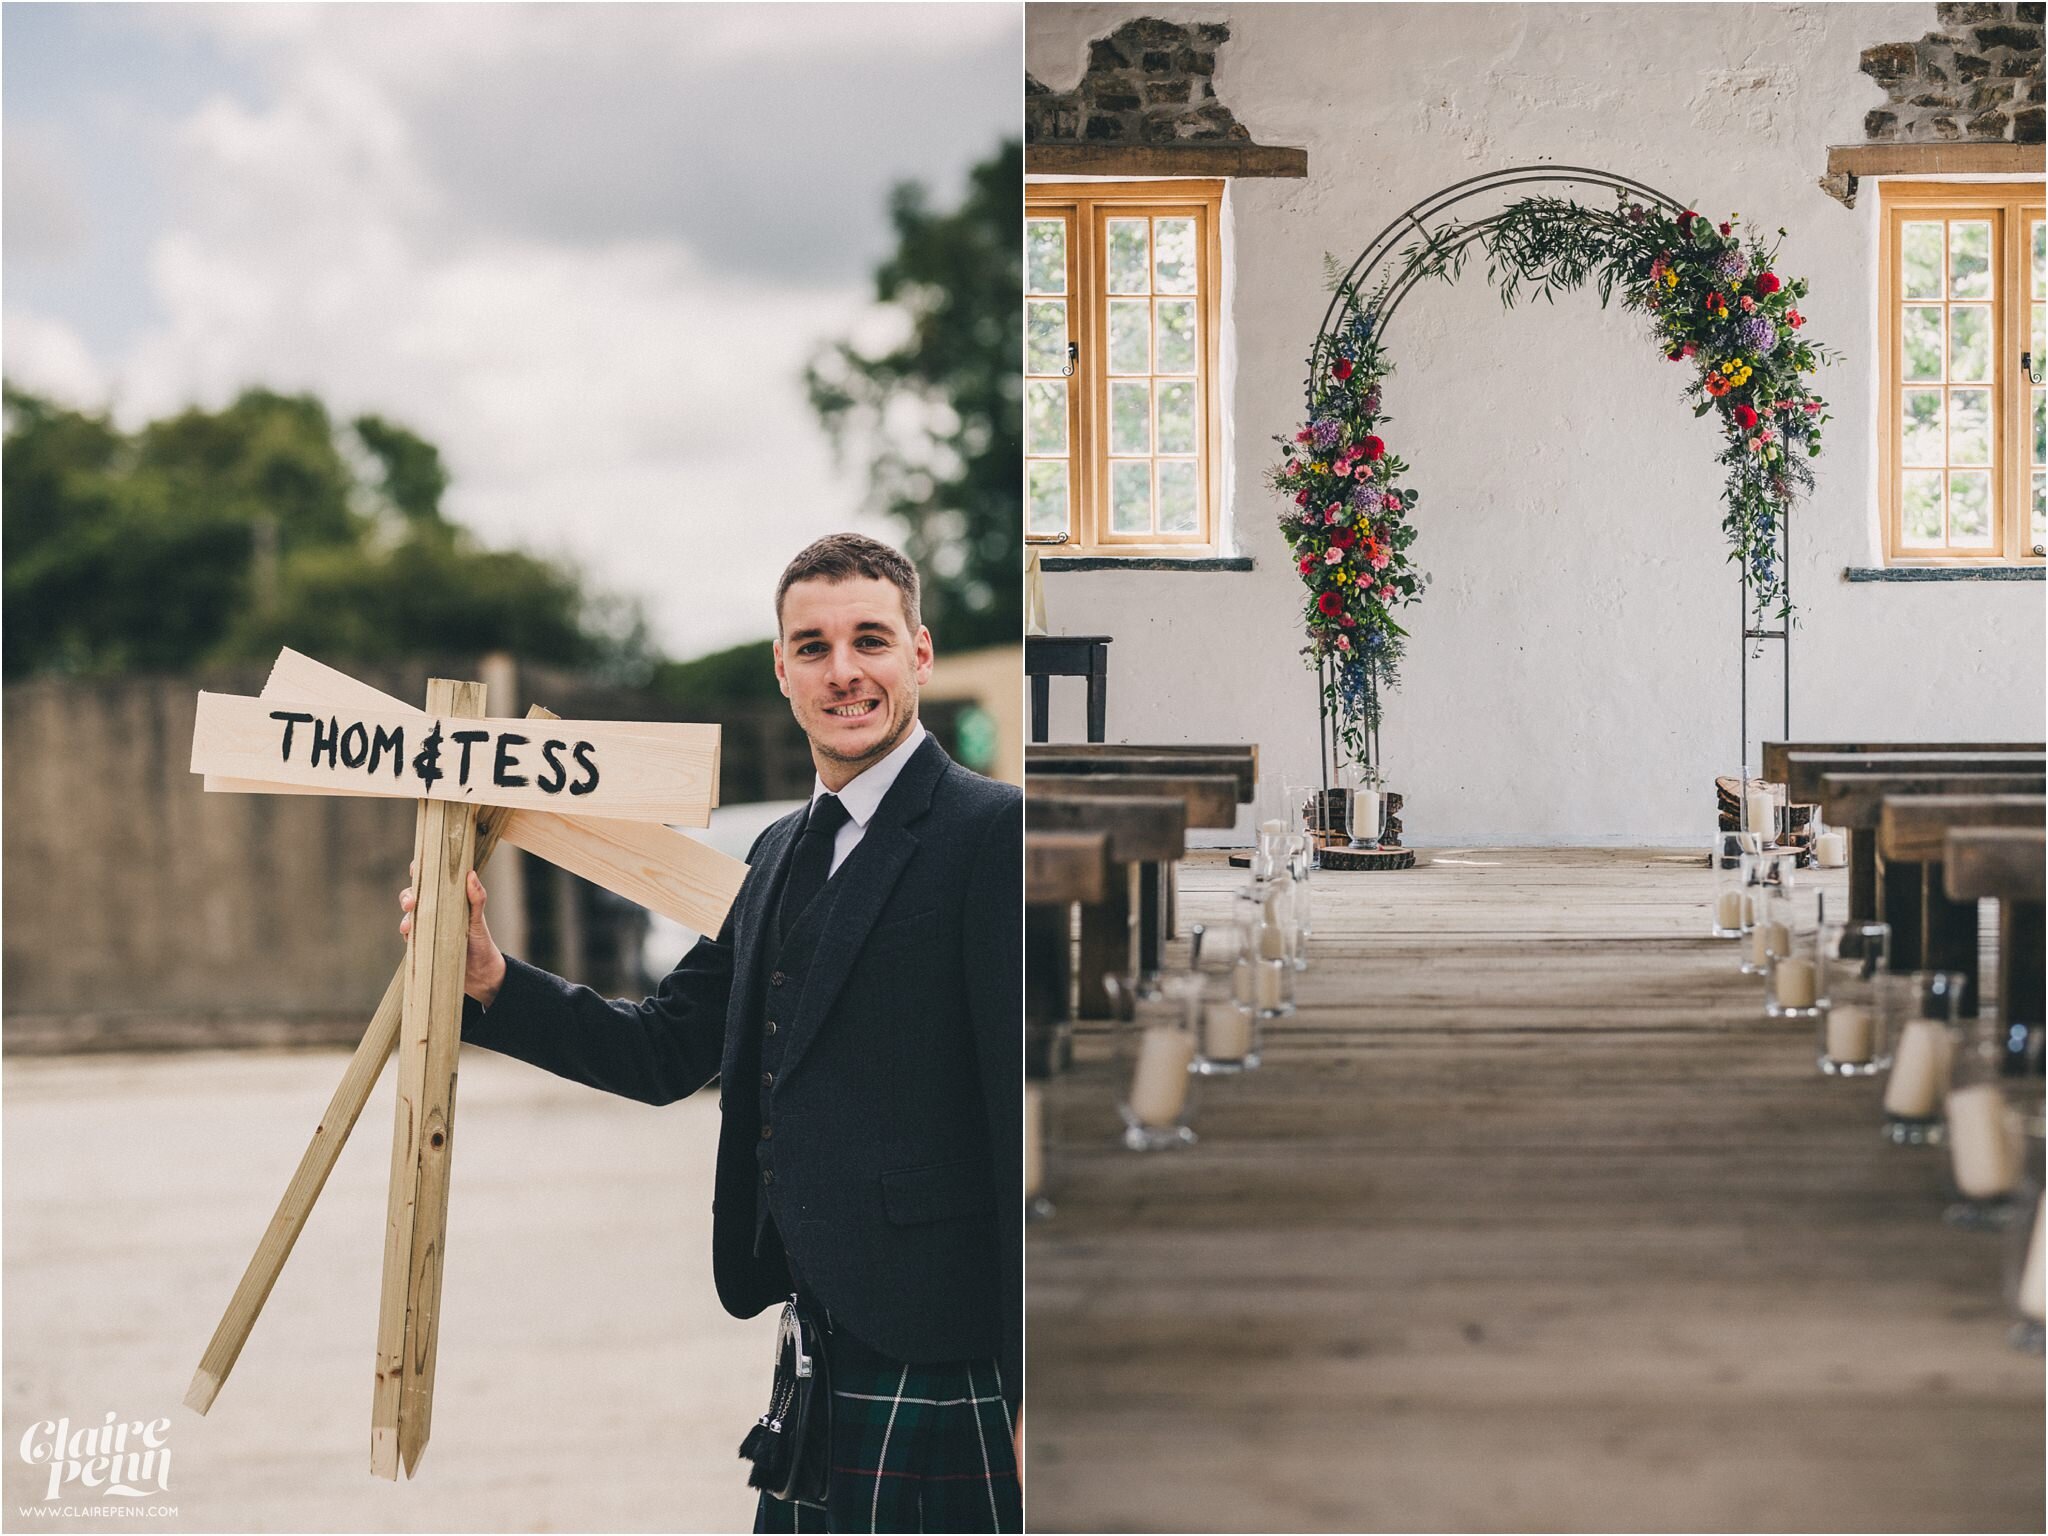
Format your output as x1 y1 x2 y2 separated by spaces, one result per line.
3 2 1019 657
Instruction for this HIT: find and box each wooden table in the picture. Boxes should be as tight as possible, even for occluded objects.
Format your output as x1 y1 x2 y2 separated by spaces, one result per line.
1026 794 1186 1020
1027 634 1113 743
1815 769 2046 928
1946 826 2047 1049
1878 795 2044 1012
1026 849 2042 1532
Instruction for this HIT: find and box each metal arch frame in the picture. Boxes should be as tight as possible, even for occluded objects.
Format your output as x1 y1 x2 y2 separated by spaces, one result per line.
1305 165 1789 798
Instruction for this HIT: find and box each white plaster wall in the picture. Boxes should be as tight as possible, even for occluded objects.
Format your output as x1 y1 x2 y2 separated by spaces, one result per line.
1030 2 2047 846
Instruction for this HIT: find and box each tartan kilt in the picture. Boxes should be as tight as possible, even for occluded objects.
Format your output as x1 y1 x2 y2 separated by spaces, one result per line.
753 1326 1020 1534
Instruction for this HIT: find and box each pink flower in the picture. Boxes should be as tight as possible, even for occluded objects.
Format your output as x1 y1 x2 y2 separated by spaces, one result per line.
1333 459 1353 479
1739 295 1756 313
1383 492 1402 511
1378 584 1396 602
1746 437 1761 453
1339 613 1356 628
1323 546 1344 565
1325 503 1343 524
1370 548 1391 571
1803 401 1820 414
1296 428 1316 444
1786 309 1804 329
1335 635 1351 651
1298 554 1315 575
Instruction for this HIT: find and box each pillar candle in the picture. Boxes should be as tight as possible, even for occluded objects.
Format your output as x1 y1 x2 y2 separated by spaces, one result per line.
1745 790 1775 839
1814 831 1846 868
1352 789 1382 844
2021 1195 2046 1323
1715 890 1745 930
1233 954 1253 1007
1774 956 1816 1008
1203 1003 1252 1061
1259 818 1285 837
1254 959 1285 1012
1127 1026 1194 1127
1737 832 1762 854
1741 892 1757 926
1256 918 1287 962
1824 1004 1873 1063
1024 1085 1044 1200
1883 1020 1954 1119
1946 1084 2020 1199
1751 921 1791 965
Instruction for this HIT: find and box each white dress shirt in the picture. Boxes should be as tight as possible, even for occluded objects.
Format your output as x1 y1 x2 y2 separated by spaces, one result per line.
808 721 927 877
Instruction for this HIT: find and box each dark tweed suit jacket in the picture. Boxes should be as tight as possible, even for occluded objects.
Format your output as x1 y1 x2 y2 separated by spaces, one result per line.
460 733 1022 1400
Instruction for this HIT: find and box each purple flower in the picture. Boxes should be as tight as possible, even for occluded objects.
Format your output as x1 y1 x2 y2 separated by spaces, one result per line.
1734 316 1777 354
1350 483 1385 514
1713 247 1749 281
1309 418 1342 450
1361 387 1382 416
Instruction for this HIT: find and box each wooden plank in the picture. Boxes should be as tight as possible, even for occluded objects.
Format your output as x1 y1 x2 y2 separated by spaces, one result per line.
209 651 747 934
372 679 482 1480
1027 793 1187 863
1945 827 2047 903
1029 749 1256 803
1763 740 2043 788
192 690 718 826
1818 771 2047 827
1026 741 1258 773
1028 831 1110 906
1784 751 2043 804
1027 772 1237 829
1827 142 2042 177
186 709 547 1418
1026 142 1309 178
1879 795 2046 863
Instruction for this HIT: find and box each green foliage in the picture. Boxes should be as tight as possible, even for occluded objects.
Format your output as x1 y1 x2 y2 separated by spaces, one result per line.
2 383 649 680
647 638 783 716
806 139 1021 653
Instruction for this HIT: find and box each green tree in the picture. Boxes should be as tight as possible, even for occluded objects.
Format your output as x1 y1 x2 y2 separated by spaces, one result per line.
807 138 1021 652
1 383 649 680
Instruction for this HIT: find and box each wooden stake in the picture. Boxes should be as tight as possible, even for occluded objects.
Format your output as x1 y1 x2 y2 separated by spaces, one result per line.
185 712 550 1418
371 678 484 1480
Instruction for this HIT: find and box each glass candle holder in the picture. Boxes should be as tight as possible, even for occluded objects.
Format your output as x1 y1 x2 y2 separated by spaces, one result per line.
1710 831 1757 939
1192 955 1261 1075
1284 836 1314 970
1742 779 1787 850
1944 1015 2029 1229
1744 875 1793 978
1815 921 1893 1076
1232 886 1295 1021
1341 762 1386 849
2006 1134 2045 1354
1882 970 1966 1145
1104 972 1198 1152
1810 808 1847 869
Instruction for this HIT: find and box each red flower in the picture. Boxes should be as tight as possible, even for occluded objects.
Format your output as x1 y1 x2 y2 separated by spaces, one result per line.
1362 435 1386 461
1333 358 1354 381
1330 527 1356 550
1718 222 1731 236
1704 291 1722 313
1299 554 1315 575
1732 403 1758 430
1339 614 1356 628
1295 488 1310 506
1316 591 1343 617
1786 308 1804 328
1705 375 1732 398
1678 210 1698 234
1295 428 1315 444
1755 271 1781 296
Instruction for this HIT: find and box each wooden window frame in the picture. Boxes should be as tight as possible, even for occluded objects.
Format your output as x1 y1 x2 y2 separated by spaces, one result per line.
1876 180 2044 567
1026 180 1225 558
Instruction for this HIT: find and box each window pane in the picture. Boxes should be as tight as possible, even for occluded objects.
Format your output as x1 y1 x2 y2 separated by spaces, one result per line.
2034 219 2045 300
1948 470 1991 545
1026 301 1067 375
1026 380 1067 455
2034 471 2045 550
1949 389 1991 465
1154 218 1197 294
1028 461 1069 537
1902 221 1943 299
1108 299 1149 374
1902 470 1944 544
1110 380 1151 455
2033 301 2045 371
1156 299 1197 373
1111 460 1151 534
1027 220 1066 295
2034 387 2045 467
1156 380 1197 454
1157 461 1198 534
1107 219 1149 294
1949 305 1991 382
1902 390 1944 466
1949 220 1991 299
1903 306 1943 381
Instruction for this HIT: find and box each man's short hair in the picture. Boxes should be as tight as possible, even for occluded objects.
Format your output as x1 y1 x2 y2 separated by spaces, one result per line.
775 533 922 635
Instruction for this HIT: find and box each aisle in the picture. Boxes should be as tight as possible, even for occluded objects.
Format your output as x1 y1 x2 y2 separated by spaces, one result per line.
1024 849 2041 1534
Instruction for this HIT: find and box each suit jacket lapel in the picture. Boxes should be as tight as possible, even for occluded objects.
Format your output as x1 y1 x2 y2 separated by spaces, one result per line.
724 807 806 1084
776 735 949 1085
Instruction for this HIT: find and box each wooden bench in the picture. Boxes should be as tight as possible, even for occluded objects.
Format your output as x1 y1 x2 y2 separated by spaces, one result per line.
1025 794 1187 1019
1764 740 2044 786
1945 826 2046 1051
1025 831 1110 1073
1026 747 1258 806
1817 771 2046 953
1878 795 2045 1012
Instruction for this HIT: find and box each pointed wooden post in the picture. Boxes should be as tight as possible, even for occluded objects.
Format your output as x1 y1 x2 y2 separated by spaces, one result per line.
371 678 484 1479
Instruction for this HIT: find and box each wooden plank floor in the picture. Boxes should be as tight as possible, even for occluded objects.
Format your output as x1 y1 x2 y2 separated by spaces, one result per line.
1025 849 2042 1534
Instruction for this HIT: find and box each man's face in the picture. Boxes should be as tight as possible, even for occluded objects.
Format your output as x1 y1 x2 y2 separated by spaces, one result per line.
774 575 933 786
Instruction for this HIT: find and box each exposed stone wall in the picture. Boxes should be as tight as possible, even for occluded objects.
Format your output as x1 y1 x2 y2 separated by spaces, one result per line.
1024 17 1249 144
1860 2 2045 143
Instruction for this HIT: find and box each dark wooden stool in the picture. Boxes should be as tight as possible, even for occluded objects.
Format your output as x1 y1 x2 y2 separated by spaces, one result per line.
1027 634 1112 743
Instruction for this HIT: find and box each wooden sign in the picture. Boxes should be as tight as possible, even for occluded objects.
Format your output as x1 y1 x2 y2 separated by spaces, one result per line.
183 652 751 1481
191 692 719 826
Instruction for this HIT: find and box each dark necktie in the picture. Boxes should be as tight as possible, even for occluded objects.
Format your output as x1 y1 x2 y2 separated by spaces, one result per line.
777 794 850 942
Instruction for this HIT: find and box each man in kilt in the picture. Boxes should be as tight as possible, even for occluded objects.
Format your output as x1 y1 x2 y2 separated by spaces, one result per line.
402 535 1021 1531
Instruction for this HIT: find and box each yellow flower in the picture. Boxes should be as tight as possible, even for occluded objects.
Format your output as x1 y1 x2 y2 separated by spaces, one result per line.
1663 270 1679 288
